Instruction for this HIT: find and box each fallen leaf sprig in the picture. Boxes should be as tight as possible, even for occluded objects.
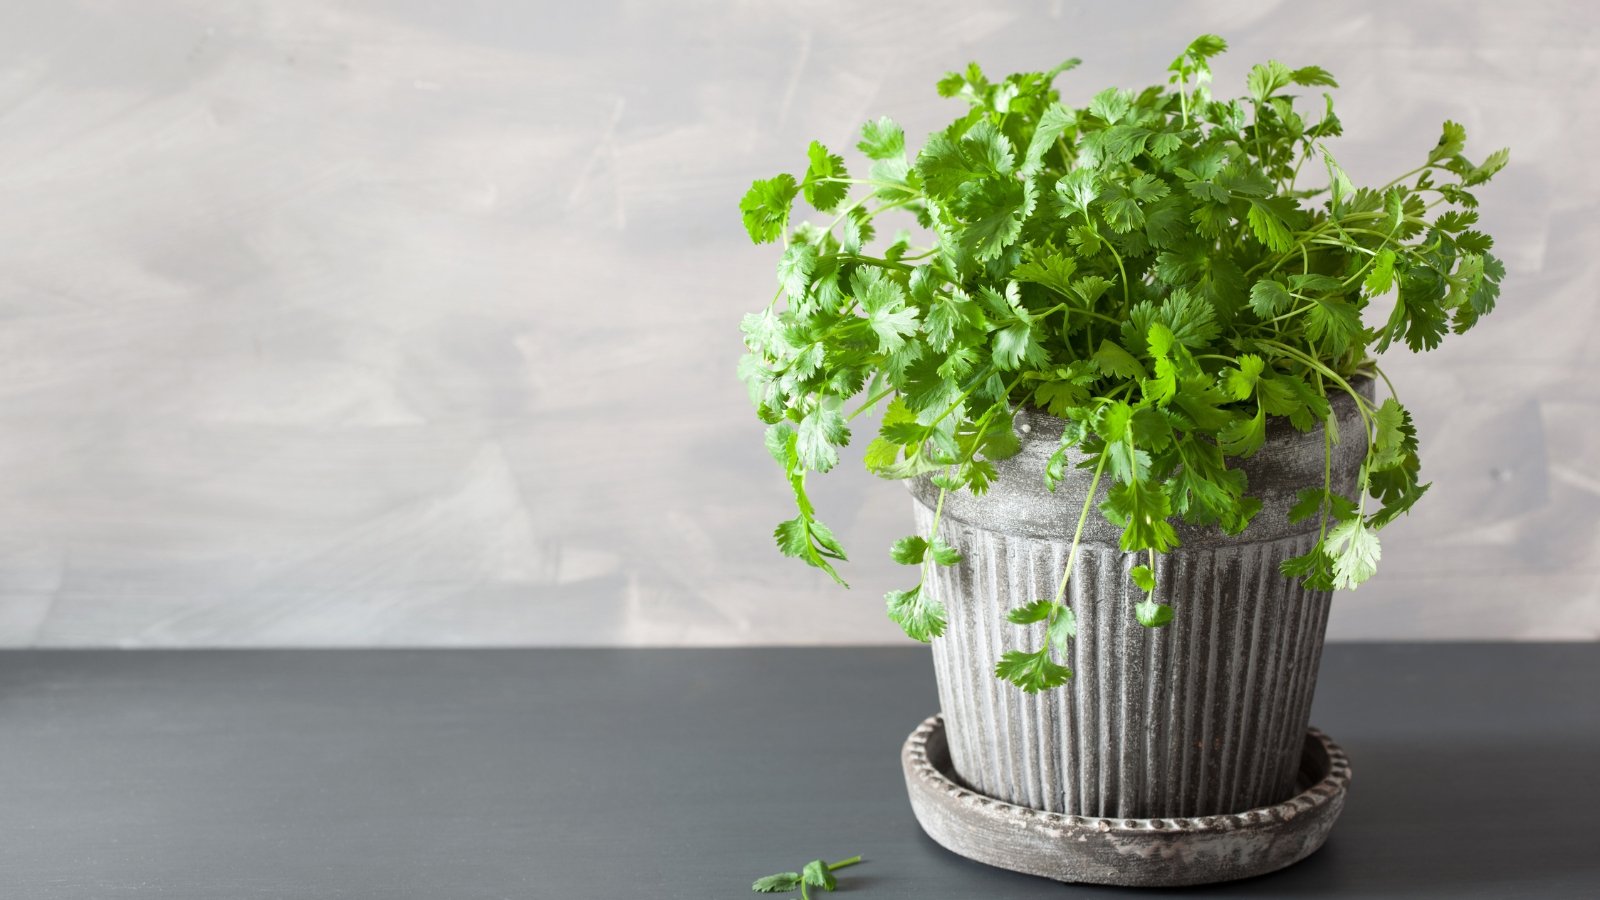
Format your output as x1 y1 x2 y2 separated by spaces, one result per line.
752 855 863 897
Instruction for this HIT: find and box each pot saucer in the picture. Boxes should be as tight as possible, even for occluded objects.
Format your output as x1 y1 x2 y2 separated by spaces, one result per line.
901 715 1351 887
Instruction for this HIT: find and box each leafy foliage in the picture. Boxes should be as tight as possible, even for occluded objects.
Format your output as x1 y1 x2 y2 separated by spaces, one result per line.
739 36 1508 690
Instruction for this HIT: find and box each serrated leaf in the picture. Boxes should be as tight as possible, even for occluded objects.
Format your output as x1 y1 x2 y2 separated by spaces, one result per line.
930 539 963 566
1246 196 1297 252
1222 354 1266 400
1365 248 1397 296
1012 247 1078 297
801 860 837 891
1429 120 1467 164
1130 564 1155 592
890 535 929 565
886 585 946 641
858 116 905 160
802 141 849 212
1249 278 1293 317
797 401 850 472
1135 600 1174 627
1305 296 1362 355
777 243 817 301
1101 479 1178 552
994 648 1072 692
1093 339 1146 380
1327 518 1381 590
740 174 799 244
1007 599 1056 624
753 872 804 893
1219 406 1266 457
1247 60 1293 103
1022 103 1075 175
1047 606 1078 655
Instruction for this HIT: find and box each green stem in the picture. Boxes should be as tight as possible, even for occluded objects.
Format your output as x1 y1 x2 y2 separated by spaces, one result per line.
1371 362 1400 403
827 856 863 871
927 367 997 430
846 384 895 422
1052 452 1108 606
1104 239 1132 310
1039 301 1122 328
843 254 913 272
1317 372 1334 545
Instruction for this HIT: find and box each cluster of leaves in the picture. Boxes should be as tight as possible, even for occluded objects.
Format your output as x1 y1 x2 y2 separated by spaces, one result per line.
752 855 861 898
739 36 1507 691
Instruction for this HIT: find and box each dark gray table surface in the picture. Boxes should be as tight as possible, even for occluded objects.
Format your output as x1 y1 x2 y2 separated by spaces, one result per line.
0 644 1595 899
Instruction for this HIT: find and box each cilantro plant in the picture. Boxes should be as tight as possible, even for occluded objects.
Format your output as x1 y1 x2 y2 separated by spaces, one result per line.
738 36 1507 692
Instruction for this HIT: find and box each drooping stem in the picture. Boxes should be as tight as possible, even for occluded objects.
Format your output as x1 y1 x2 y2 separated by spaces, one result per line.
1052 452 1108 606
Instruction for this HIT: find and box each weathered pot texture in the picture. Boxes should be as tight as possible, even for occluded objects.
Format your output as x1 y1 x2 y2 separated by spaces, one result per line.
909 382 1368 819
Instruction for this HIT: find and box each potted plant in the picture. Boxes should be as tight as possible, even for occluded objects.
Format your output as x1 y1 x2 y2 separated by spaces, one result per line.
737 35 1506 885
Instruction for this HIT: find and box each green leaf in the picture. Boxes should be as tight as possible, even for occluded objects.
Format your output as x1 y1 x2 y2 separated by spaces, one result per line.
774 516 848 586
797 401 850 472
1130 564 1155 592
993 321 1045 371
1305 296 1363 355
841 205 875 254
777 243 817 301
1249 278 1293 317
1365 248 1397 296
858 116 906 160
1246 196 1299 252
1428 120 1467 164
1088 87 1131 124
930 539 963 566
801 860 837 891
753 872 804 893
1466 147 1510 186
765 423 798 467
774 517 811 559
801 141 849 212
994 648 1072 693
886 585 946 642
1055 169 1098 216
1101 479 1178 552
955 177 1037 261
1135 600 1174 627
1022 103 1076 175
1219 405 1266 457
916 121 1014 200
1222 354 1266 400
1012 246 1078 297
1247 60 1293 103
1290 65 1338 88
1093 339 1146 380
1281 545 1336 590
854 270 920 354
1007 599 1057 624
1288 488 1327 524
890 535 929 565
1327 518 1381 590
1047 606 1078 655
740 174 799 244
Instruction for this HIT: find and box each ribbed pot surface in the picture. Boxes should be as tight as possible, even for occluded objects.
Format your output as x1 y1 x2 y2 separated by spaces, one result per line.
910 385 1367 818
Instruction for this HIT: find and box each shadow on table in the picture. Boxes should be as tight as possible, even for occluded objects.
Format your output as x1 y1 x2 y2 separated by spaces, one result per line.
1190 735 1600 896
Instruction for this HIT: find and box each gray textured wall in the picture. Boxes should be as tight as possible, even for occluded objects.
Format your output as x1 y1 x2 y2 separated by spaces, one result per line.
0 1 1593 646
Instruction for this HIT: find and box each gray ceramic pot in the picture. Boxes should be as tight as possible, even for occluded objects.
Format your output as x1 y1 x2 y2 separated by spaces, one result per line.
908 383 1368 819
